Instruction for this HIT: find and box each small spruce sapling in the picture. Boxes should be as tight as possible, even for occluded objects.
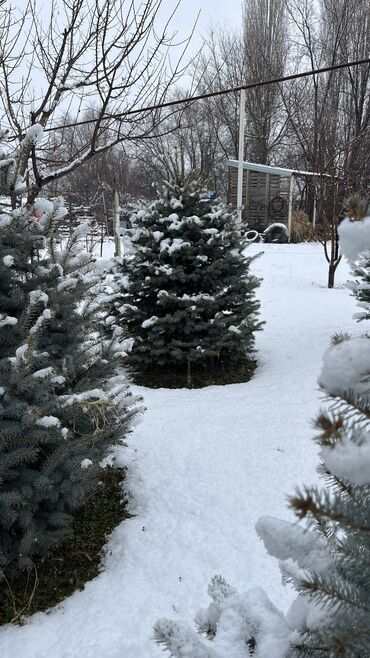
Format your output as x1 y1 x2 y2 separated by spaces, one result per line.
110 178 263 387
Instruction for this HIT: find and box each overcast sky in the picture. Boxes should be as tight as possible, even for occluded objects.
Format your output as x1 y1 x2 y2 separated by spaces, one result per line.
162 0 242 53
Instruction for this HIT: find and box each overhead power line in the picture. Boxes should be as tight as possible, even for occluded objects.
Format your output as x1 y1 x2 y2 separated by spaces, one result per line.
116 57 370 116
40 56 370 135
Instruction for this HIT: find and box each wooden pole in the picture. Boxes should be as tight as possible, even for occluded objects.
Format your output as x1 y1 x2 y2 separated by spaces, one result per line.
113 189 121 257
237 88 246 223
312 186 317 227
265 172 270 227
288 175 294 242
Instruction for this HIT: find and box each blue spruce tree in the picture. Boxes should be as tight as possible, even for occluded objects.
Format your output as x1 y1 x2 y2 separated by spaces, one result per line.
110 178 263 387
0 131 140 576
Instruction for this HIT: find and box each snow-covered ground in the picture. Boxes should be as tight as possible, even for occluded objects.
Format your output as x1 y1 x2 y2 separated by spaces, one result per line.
0 243 358 658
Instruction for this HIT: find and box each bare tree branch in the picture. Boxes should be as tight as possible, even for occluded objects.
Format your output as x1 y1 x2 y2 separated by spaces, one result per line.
0 0 194 202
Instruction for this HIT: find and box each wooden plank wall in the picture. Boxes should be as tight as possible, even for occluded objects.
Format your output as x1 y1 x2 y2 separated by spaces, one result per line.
57 206 108 237
227 166 290 230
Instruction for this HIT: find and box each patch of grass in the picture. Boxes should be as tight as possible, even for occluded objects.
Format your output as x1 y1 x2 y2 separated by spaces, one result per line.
0 467 129 626
132 357 258 389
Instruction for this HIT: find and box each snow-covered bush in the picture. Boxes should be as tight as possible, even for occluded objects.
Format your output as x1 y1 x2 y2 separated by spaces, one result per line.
154 206 370 656
108 178 263 387
155 574 291 658
0 192 141 577
345 197 370 321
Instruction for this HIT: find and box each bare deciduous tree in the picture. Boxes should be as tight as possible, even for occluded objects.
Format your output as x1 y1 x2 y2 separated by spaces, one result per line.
130 96 227 194
280 0 369 286
184 0 289 179
242 0 288 164
0 0 194 204
283 0 369 182
193 29 246 161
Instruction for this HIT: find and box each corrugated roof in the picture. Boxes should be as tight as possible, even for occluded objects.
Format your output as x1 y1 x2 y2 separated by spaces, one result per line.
227 159 329 178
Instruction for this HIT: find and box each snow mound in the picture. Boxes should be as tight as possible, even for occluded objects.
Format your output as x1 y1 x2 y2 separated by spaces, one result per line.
319 335 370 397
339 217 370 262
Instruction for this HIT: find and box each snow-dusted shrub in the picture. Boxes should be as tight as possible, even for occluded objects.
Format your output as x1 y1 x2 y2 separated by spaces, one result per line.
155 574 291 658
108 178 263 387
0 193 141 577
154 206 370 656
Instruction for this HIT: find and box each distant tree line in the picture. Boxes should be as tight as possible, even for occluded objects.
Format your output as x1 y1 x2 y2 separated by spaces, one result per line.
2 0 365 214
45 0 369 213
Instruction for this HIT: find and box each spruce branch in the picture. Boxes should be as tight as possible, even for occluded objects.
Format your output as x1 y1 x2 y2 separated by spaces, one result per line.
301 576 369 614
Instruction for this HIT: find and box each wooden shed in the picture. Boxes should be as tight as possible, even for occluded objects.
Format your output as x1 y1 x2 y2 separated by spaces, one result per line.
227 159 323 235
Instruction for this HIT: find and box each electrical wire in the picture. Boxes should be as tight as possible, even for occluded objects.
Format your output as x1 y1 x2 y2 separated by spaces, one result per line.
40 56 370 134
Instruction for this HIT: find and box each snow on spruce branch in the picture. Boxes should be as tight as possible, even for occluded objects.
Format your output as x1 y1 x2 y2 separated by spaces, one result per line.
154 575 290 658
339 214 370 263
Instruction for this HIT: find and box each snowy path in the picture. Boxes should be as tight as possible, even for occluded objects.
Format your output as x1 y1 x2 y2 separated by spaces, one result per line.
0 244 357 658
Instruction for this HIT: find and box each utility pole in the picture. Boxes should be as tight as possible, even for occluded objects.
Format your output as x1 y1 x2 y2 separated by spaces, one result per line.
237 88 246 223
113 189 121 257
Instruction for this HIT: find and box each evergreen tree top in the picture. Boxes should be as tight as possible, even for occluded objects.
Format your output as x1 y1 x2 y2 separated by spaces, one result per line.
134 178 229 226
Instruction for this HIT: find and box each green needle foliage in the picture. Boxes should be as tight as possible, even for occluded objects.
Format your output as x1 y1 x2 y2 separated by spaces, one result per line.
0 196 140 578
110 178 263 387
284 395 370 657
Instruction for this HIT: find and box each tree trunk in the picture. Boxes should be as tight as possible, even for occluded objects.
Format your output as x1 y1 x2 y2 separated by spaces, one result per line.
328 263 336 288
328 256 342 289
